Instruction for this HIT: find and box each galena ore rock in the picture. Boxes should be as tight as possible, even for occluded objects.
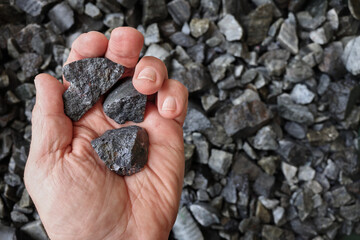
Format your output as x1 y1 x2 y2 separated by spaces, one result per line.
91 126 149 176
103 78 147 124
63 58 124 121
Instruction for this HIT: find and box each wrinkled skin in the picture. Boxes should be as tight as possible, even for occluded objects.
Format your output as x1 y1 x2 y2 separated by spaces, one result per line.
25 27 188 240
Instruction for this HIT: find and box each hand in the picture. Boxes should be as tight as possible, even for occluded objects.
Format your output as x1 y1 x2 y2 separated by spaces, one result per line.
25 27 188 240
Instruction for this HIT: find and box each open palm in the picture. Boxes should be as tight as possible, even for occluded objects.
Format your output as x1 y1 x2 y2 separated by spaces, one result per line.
25 28 188 240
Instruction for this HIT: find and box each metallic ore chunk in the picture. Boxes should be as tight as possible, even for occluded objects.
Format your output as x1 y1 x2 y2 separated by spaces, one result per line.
91 126 149 176
103 78 146 124
63 58 124 121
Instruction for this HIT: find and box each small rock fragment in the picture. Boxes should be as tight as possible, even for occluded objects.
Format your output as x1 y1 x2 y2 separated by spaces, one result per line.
277 94 314 125
208 54 235 83
306 126 339 143
251 125 278 151
91 126 149 176
309 23 333 45
319 41 346 78
63 58 124 121
21 220 48 240
144 23 161 46
253 173 275 197
273 206 286 226
208 149 233 175
298 165 315 181
277 13 298 54
142 0 167 25
15 0 58 17
190 18 210 38
103 78 146 124
103 13 124 28
189 203 220 227
342 36 360 76
218 14 243 41
284 122 307 139
192 133 209 164
169 32 196 48
84 2 102 19
167 0 191 26
173 207 204 240
48 2 75 33
221 100 273 137
290 84 315 105
18 53 43 79
262 225 284 240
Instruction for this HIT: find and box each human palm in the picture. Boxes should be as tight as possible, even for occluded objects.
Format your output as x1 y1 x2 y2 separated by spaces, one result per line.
25 28 188 240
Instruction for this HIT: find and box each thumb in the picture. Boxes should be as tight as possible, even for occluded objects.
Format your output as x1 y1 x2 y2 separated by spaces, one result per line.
29 73 72 162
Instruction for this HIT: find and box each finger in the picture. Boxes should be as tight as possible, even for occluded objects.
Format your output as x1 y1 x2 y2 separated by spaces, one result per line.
105 27 144 68
63 31 109 88
157 79 188 126
29 73 72 162
133 56 168 95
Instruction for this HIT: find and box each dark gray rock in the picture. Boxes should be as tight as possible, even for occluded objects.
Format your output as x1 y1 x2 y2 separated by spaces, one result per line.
285 59 314 83
317 74 330 95
11 210 29 224
183 103 213 133
284 122 307 139
253 173 275 197
0 129 12 160
342 36 360 75
243 3 273 46
15 83 36 101
173 207 204 240
103 78 146 124
169 32 196 48
290 219 317 238
48 2 74 33
0 225 16 240
67 0 84 14
208 54 235 83
21 220 49 240
187 43 205 63
262 225 284 240
91 126 149 176
309 23 333 45
319 41 346 79
189 203 220 227
4 173 21 187
117 0 138 9
251 125 278 151
201 0 221 18
192 132 209 164
167 0 191 26
142 0 167 25
63 58 124 121
231 153 261 181
277 13 298 54
18 53 43 79
327 79 360 121
208 149 233 175
15 0 58 17
221 100 273 137
277 94 314 125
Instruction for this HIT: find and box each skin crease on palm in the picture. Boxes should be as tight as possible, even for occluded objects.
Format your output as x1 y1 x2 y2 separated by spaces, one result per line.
24 27 189 240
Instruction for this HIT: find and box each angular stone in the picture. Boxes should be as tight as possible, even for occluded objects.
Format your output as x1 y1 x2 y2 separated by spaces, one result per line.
256 200 271 223
15 83 36 101
324 159 339 180
281 161 298 186
258 156 279 176
103 13 124 28
91 126 149 176
183 103 213 133
273 206 286 226
189 203 220 227
190 18 210 38
243 3 273 46
331 186 352 207
232 153 261 181
208 149 233 175
349 0 360 20
277 13 298 54
251 125 278 151
340 202 360 221
18 53 43 79
327 79 360 121
11 210 29 224
262 225 284 240
277 94 314 125
145 44 171 66
173 207 204 240
309 23 333 45
144 23 161 46
103 78 146 124
192 133 209 164
285 59 314 83
48 2 74 33
319 41 346 79
15 0 58 17
317 74 330 96
232 89 260 106
298 165 315 181
200 0 221 18
167 0 191 26
142 0 167 25
284 122 307 139
290 84 315 105
21 220 48 240
342 36 360 76
253 173 275 197
293 189 313 221
327 9 339 30
290 219 317 238
307 125 339 143
84 2 102 19
0 129 12 160
299 43 324 68
221 100 272 137
63 58 124 121
169 32 196 48
67 0 84 14
208 54 235 83
218 14 243 41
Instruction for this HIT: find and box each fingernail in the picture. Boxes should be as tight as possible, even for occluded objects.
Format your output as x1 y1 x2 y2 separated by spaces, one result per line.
162 96 176 111
137 68 156 82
